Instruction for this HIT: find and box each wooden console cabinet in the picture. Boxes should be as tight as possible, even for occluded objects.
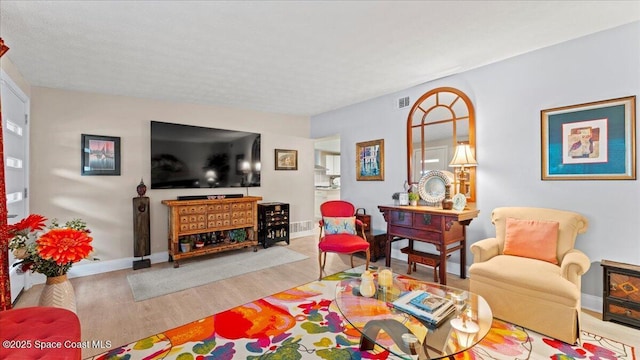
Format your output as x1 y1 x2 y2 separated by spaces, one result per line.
602 259 640 328
378 204 479 285
162 196 262 267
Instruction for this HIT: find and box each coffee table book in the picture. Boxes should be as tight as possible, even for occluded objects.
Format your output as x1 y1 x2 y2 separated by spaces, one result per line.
392 290 455 327
409 291 449 313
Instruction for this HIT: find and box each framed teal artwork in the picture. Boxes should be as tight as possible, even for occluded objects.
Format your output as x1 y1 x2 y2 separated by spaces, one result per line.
541 96 635 180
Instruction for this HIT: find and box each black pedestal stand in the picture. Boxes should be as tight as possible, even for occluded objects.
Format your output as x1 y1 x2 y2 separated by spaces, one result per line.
133 258 151 270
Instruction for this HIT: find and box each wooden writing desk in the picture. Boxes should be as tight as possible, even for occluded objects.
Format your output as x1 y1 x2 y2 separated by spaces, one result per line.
377 204 479 285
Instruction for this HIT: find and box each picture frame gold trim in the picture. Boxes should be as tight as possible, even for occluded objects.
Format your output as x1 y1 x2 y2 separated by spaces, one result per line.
356 139 384 181
274 149 298 170
541 96 636 180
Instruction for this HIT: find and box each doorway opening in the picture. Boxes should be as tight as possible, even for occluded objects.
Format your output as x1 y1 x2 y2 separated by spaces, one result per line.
314 135 340 221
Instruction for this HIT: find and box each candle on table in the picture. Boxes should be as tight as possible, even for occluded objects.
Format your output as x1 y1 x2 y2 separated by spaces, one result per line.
378 268 393 287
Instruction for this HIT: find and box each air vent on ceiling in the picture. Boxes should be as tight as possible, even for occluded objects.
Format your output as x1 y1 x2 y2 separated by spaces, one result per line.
397 96 410 109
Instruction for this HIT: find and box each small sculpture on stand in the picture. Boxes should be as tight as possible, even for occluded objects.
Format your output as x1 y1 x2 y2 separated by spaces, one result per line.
136 178 147 197
133 178 151 270
136 178 147 212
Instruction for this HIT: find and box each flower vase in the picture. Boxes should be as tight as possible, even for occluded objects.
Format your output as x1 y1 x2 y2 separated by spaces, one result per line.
12 248 28 259
359 271 376 298
39 275 77 313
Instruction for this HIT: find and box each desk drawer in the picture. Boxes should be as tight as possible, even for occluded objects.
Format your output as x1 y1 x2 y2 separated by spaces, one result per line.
389 226 440 242
178 205 206 215
412 213 442 231
389 211 412 226
607 301 640 324
609 272 640 305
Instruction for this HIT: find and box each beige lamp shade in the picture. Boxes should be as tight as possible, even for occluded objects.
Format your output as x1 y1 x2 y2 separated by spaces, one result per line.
449 144 477 167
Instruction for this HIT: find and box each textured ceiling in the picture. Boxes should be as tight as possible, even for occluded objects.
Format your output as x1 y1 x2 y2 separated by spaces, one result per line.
1 1 639 116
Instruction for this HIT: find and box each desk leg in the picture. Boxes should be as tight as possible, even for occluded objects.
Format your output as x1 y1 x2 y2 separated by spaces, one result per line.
460 238 466 279
437 245 447 285
385 232 392 267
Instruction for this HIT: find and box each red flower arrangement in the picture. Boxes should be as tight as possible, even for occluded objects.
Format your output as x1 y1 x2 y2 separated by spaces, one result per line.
7 215 93 277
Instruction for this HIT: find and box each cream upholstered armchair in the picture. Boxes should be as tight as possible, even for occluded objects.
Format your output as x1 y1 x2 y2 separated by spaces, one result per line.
469 207 590 344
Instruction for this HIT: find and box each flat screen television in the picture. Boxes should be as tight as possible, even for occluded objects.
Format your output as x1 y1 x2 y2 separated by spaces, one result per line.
150 121 261 189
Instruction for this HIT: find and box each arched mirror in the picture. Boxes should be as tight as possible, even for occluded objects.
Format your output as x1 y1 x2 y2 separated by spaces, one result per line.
406 87 476 202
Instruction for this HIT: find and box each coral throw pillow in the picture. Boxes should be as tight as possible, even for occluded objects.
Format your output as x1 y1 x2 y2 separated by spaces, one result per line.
323 216 357 235
503 217 560 264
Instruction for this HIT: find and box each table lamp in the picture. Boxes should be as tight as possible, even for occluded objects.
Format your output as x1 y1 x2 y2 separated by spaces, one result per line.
449 143 477 196
450 316 479 347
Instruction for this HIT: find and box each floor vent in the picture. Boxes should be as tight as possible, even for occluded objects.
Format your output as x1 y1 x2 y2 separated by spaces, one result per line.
397 96 411 109
290 220 315 237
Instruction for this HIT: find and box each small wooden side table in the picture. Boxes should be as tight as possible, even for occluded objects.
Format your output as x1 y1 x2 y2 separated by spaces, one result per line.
601 260 640 328
360 230 387 262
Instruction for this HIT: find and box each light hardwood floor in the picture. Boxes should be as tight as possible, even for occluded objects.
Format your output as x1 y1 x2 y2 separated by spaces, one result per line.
13 234 640 358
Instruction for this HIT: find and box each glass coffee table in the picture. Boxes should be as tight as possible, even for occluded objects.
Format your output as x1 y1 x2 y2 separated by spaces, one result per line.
334 274 493 359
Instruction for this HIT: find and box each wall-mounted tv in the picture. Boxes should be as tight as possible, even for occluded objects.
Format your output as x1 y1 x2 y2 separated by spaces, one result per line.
151 121 261 189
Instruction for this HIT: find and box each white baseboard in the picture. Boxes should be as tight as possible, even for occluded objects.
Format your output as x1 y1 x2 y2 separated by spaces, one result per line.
291 229 315 239
21 252 171 288
68 252 169 279
43 232 315 280
581 292 602 313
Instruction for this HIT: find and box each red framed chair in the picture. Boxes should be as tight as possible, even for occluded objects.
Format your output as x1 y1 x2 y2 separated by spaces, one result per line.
318 200 370 280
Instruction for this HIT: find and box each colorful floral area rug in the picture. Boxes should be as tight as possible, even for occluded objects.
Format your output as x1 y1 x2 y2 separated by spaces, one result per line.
93 268 635 360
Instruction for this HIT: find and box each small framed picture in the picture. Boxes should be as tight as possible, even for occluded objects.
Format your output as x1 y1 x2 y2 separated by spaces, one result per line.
356 139 384 181
541 96 636 180
81 134 121 176
275 149 298 170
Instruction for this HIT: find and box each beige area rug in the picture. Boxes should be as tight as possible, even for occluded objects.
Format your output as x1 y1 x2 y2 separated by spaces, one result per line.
127 246 308 301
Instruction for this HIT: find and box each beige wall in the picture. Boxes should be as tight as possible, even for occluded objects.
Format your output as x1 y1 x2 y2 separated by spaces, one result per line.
0 57 31 97
29 87 314 274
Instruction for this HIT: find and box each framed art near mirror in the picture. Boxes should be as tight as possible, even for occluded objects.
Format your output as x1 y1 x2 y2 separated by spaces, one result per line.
406 87 476 202
356 139 384 181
